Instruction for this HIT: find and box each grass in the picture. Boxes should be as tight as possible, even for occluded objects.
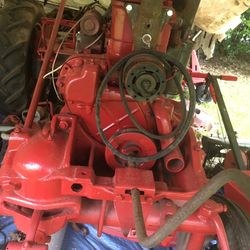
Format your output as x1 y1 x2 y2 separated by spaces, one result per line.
200 57 250 141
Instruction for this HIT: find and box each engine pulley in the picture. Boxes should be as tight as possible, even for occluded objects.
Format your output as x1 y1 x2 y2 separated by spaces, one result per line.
123 54 167 102
105 131 157 169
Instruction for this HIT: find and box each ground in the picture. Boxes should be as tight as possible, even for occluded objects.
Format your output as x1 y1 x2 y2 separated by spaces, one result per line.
199 56 250 141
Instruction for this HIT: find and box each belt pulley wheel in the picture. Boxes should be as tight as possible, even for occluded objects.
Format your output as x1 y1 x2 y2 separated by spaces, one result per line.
123 54 167 102
105 131 157 169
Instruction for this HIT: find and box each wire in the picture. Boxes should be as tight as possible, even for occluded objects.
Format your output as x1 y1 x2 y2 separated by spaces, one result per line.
50 16 83 102
44 31 103 80
85 31 104 49
43 64 63 79
95 49 196 163
47 1 105 102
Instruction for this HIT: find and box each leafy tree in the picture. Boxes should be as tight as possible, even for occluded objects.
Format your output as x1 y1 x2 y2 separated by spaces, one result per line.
218 9 250 60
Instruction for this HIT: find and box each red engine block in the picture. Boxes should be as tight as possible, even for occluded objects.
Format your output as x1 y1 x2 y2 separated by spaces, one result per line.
0 1 249 250
0 55 228 249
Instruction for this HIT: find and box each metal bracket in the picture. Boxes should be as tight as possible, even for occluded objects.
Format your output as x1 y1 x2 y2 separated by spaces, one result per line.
132 0 168 49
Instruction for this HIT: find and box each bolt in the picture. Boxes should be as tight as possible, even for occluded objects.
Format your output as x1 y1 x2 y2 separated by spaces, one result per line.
145 196 153 203
59 120 69 130
131 229 136 236
166 9 174 17
142 34 152 47
14 127 21 133
42 124 50 137
14 182 22 190
3 182 16 192
116 194 124 200
74 58 84 67
59 82 64 88
126 4 133 12
223 204 228 212
194 142 202 151
76 103 85 109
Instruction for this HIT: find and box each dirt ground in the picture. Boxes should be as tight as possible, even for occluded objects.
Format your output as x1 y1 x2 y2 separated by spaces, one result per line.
199 56 250 141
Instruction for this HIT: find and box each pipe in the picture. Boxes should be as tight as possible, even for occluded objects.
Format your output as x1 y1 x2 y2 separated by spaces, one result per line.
24 0 67 128
186 233 206 250
152 101 185 173
131 169 250 248
164 147 185 173
25 210 44 243
97 200 108 237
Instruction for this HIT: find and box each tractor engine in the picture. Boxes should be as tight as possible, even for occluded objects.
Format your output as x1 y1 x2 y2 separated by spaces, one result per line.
0 1 249 250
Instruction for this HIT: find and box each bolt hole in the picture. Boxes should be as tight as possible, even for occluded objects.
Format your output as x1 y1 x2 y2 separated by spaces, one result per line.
81 172 86 176
15 183 22 190
71 183 83 192
146 24 151 29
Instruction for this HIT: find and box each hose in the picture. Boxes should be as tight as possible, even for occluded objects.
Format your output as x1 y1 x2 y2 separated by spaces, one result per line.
131 169 250 248
95 49 196 163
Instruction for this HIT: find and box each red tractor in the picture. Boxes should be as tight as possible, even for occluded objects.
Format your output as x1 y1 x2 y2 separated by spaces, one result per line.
0 0 249 249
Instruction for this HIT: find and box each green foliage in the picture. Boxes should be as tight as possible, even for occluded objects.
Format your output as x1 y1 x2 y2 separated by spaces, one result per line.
218 9 250 59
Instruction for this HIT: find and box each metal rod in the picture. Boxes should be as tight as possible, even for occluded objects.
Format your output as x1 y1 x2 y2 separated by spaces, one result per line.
186 233 206 250
209 74 245 170
24 0 67 128
25 210 44 242
131 169 250 248
97 200 108 237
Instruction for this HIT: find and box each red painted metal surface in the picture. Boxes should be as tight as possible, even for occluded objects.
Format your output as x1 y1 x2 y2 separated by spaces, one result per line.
189 50 238 86
224 149 249 170
105 132 157 170
190 50 205 84
37 18 77 61
0 1 249 250
24 0 67 128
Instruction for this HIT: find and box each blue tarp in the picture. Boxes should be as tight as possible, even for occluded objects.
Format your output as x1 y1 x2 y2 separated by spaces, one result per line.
0 218 173 250
62 224 173 250
0 217 16 248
